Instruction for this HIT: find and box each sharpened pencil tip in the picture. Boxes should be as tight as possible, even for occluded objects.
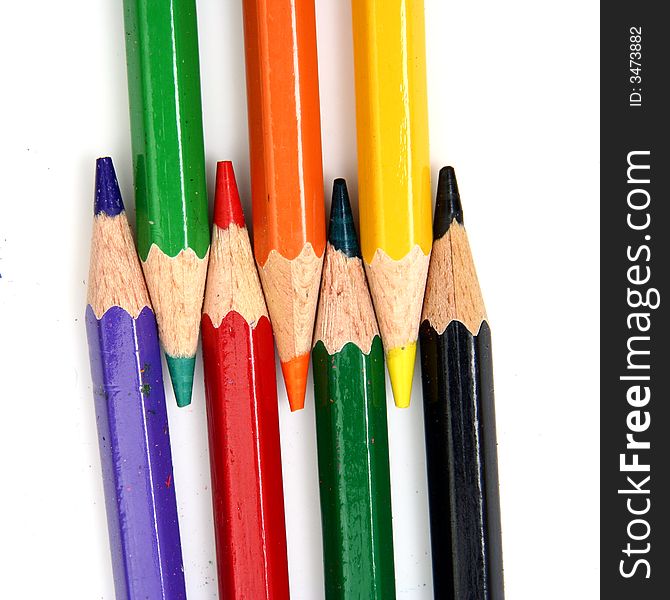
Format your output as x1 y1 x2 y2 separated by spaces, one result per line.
95 157 124 217
281 354 310 411
387 343 417 408
214 161 246 229
328 179 361 258
433 166 463 239
166 355 196 407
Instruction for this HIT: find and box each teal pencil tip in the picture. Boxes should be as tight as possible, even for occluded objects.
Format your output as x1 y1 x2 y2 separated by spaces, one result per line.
328 178 361 258
166 355 196 407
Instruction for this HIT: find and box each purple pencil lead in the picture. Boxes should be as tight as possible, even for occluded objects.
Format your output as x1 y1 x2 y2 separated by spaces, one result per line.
95 157 124 217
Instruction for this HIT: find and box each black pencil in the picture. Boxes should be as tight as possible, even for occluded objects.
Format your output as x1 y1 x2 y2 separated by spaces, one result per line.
419 167 505 599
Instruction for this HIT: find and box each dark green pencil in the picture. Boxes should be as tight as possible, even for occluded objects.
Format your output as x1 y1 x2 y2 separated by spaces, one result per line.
312 179 396 599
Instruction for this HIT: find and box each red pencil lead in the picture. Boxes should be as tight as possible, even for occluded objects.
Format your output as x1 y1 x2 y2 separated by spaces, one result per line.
214 161 245 230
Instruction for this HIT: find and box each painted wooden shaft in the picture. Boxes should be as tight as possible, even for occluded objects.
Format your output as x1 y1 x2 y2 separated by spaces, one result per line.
312 179 395 598
122 0 209 260
201 313 290 599
419 167 504 599
201 161 289 599
86 306 186 600
419 320 504 600
122 0 210 406
350 0 432 262
241 0 325 264
241 0 326 410
350 0 433 408
313 337 396 599
86 157 185 599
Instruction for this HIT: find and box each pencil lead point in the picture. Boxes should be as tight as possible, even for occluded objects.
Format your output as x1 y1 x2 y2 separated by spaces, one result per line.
282 354 310 411
387 343 417 408
166 355 196 407
213 161 246 229
433 166 463 239
95 157 124 217
328 178 361 258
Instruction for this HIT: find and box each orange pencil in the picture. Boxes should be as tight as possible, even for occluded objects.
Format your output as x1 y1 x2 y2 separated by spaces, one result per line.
242 0 326 411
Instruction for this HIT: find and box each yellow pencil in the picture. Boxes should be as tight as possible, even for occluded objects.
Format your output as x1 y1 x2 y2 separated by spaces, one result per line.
351 0 432 407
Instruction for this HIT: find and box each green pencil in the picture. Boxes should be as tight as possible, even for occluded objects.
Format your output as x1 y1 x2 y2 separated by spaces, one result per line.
312 179 396 598
122 0 210 407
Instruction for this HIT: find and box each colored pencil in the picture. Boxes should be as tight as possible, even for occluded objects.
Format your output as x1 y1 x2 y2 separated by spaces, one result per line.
201 162 290 599
241 0 326 411
350 0 433 408
122 0 210 407
85 157 186 599
312 179 396 598
419 167 505 599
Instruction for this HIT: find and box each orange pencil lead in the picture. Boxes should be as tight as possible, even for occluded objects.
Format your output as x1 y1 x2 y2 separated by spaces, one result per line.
281 354 311 411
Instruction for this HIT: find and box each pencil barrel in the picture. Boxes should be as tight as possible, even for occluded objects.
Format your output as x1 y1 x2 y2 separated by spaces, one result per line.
313 337 396 599
419 320 504 600
201 312 290 599
351 0 432 262
241 0 326 410
241 0 325 263
122 0 209 259
85 305 185 600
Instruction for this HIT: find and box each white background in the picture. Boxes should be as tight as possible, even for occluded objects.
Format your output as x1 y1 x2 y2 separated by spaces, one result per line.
0 1 599 597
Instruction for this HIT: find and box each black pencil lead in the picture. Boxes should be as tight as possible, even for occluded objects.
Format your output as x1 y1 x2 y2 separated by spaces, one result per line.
433 166 463 239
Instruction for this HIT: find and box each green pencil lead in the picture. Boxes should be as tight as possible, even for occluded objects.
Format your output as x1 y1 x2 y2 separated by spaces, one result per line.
329 178 361 258
166 355 196 408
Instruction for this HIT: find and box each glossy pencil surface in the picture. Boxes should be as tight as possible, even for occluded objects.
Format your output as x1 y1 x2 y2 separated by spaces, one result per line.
312 180 396 599
350 0 432 408
242 0 326 410
351 0 432 262
241 0 325 264
419 167 504 599
86 158 185 600
122 0 210 406
122 0 208 259
201 162 290 599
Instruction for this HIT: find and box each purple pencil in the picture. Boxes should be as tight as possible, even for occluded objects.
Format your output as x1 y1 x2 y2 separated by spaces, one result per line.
85 157 186 599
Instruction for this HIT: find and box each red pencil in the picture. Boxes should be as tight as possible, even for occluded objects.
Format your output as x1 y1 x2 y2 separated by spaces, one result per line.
201 162 290 599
